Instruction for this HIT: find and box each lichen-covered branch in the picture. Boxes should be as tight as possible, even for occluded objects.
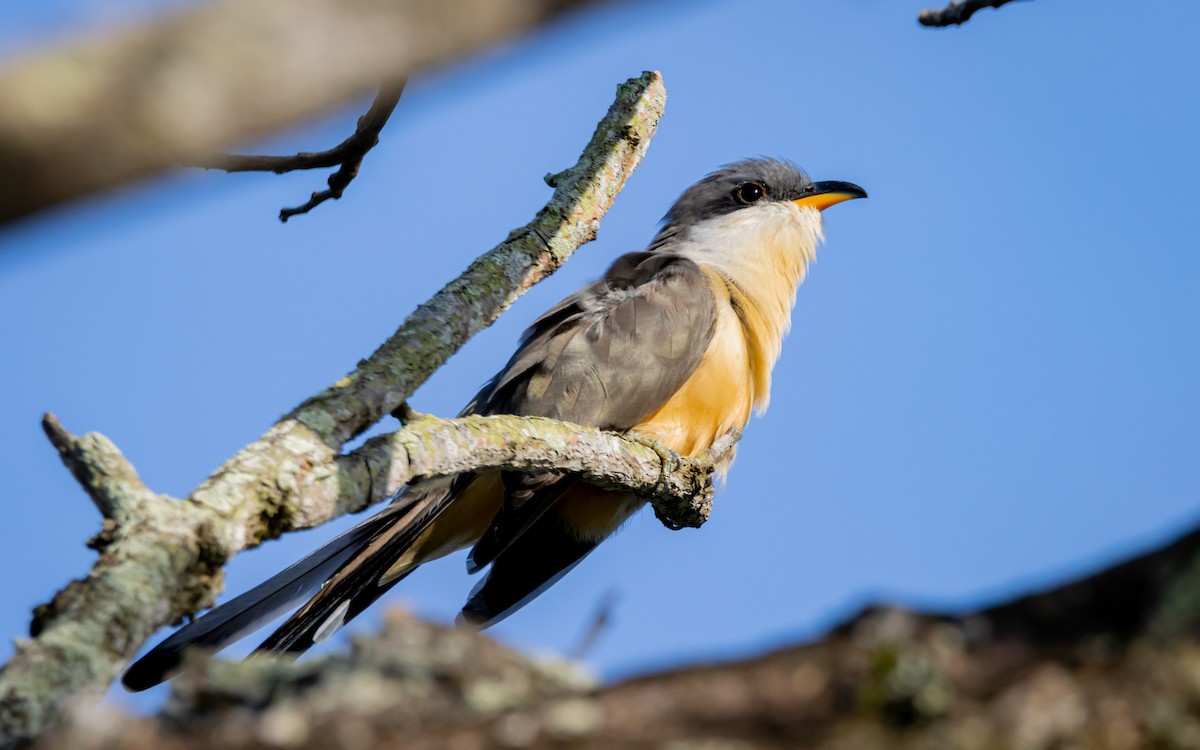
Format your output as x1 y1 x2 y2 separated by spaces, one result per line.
40 413 157 522
337 413 739 531
191 82 406 222
918 0 1026 27
0 73 665 747
0 0 609 227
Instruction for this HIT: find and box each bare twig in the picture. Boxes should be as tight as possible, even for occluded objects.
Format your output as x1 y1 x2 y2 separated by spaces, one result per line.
918 0 1025 27
192 83 406 221
569 590 619 660
0 72 665 747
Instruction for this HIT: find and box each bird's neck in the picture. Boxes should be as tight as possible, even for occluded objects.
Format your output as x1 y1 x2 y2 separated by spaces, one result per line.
678 204 824 413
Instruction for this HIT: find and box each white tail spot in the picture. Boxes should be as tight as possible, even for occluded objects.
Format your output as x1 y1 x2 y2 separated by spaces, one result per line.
313 600 351 643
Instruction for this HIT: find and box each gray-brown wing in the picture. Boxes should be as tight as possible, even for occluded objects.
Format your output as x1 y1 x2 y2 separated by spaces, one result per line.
470 251 718 426
464 251 718 576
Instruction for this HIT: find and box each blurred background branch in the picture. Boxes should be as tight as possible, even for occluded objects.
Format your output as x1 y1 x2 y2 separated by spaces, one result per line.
0 0 605 227
34 521 1200 749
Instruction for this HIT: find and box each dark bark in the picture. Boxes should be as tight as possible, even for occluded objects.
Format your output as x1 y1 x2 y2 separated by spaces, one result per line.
919 0 1026 27
191 83 406 221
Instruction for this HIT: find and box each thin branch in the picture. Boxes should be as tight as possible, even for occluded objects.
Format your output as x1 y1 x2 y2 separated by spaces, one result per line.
191 82 406 221
569 590 619 660
0 72 665 747
918 0 1025 26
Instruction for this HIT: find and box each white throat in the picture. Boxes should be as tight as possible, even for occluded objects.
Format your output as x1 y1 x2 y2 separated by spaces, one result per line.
673 202 825 412
677 202 823 329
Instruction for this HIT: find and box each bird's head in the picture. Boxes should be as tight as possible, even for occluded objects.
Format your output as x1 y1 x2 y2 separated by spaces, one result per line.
650 157 866 273
643 158 867 414
656 157 866 238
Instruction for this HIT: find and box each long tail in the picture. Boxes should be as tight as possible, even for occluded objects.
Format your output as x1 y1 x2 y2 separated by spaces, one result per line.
122 477 462 691
251 475 472 655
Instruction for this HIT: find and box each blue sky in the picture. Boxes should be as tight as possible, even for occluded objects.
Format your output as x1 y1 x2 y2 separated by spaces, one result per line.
2 0 1198 709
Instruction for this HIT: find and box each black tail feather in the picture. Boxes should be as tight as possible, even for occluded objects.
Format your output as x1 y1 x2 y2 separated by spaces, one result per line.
253 475 471 655
253 544 412 656
121 514 390 691
466 472 571 574
460 515 598 629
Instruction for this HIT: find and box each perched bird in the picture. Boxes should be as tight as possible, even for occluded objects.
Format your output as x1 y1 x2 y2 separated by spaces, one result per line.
123 157 866 691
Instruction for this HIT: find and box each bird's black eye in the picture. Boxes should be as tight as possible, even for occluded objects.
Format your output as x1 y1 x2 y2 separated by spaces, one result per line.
733 182 767 205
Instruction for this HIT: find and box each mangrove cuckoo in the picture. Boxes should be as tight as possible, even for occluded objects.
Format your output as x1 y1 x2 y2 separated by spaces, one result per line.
123 158 866 691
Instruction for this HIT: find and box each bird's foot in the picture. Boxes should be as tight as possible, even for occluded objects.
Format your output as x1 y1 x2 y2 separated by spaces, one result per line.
625 433 682 490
